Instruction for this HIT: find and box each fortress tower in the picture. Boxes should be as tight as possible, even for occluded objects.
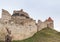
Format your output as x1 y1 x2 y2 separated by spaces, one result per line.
45 17 54 28
37 17 54 31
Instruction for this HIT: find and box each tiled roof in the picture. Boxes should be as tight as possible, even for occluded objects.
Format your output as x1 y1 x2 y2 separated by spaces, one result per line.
47 17 53 21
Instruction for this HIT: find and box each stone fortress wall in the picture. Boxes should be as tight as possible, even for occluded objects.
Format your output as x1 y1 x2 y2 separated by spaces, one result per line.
37 17 54 31
0 9 54 40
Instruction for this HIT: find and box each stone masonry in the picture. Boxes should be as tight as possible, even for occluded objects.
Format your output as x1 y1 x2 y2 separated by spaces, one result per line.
0 9 54 41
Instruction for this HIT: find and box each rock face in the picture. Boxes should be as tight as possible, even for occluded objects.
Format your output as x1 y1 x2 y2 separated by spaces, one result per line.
1 9 11 23
0 9 37 41
0 9 54 41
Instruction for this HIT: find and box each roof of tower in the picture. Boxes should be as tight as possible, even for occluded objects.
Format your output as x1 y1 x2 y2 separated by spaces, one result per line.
45 17 53 22
47 17 53 22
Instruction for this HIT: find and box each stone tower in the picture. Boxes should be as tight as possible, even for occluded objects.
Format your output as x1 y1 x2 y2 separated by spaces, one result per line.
45 17 54 28
37 17 54 31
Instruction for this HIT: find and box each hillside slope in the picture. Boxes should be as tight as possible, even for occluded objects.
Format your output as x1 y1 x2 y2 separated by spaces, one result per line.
13 28 60 42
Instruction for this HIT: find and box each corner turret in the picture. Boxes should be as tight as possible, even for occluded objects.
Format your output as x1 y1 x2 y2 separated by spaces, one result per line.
37 17 54 31
45 17 54 28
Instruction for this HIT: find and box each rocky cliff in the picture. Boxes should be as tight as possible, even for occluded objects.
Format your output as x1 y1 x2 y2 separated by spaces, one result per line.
0 9 37 40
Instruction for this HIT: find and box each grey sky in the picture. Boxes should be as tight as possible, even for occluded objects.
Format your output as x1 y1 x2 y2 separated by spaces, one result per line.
0 0 60 31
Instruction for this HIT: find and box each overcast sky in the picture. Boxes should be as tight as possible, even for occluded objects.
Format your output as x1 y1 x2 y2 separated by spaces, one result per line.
0 0 60 31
